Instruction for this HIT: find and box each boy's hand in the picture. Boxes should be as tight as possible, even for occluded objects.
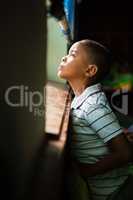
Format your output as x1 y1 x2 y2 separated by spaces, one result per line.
75 133 133 178
127 134 133 143
107 133 133 161
124 128 133 143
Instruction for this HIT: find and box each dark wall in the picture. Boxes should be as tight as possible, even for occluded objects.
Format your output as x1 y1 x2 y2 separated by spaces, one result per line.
0 1 46 200
75 0 128 64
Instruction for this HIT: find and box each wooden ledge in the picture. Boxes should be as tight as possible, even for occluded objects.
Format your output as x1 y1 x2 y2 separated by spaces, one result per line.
45 80 71 145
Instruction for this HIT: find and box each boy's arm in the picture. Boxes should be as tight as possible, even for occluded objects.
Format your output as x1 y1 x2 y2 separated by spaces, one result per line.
76 133 133 177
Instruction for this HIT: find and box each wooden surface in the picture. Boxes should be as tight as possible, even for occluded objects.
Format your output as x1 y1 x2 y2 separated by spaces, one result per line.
45 81 71 139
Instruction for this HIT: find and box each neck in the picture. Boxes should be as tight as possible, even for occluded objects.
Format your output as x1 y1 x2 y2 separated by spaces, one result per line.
68 79 91 96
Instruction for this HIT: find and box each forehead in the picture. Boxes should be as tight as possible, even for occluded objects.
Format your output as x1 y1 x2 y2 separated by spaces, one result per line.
69 42 89 59
69 42 83 51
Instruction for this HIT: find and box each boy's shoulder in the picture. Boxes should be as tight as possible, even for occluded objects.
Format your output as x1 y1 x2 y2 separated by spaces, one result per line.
71 83 110 111
83 89 108 108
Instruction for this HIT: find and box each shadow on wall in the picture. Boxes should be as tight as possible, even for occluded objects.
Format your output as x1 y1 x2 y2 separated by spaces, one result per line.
0 1 46 200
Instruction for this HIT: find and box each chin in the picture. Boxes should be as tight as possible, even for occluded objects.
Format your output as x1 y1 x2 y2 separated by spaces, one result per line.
57 71 64 78
57 71 67 80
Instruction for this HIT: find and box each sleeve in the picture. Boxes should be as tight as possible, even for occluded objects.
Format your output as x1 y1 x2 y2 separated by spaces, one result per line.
85 105 123 143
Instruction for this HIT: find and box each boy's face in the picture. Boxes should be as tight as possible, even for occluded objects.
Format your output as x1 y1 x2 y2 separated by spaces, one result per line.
57 42 90 81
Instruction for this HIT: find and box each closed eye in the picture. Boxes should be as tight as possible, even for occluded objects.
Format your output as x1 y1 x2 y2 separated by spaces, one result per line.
69 51 77 57
71 53 76 57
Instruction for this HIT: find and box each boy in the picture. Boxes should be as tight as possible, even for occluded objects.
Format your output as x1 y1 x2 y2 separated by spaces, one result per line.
57 39 132 200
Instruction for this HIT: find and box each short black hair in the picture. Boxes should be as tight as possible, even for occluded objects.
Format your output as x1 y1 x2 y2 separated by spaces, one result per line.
80 39 113 82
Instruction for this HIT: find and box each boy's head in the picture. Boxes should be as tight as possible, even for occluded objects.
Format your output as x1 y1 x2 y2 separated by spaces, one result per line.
57 39 112 84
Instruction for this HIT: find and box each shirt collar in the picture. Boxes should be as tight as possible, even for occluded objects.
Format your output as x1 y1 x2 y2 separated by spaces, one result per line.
71 83 102 109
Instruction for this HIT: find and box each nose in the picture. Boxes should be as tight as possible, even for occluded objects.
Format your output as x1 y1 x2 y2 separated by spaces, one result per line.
61 55 67 62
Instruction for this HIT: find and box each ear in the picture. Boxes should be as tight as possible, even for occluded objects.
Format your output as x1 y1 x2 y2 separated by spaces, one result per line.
85 64 98 77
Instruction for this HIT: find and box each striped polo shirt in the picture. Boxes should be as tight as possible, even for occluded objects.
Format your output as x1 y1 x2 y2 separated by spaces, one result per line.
70 83 129 200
